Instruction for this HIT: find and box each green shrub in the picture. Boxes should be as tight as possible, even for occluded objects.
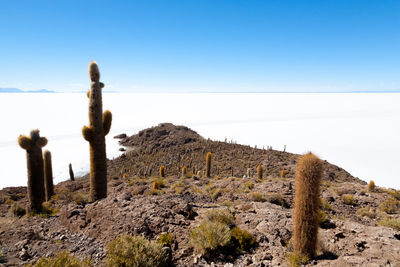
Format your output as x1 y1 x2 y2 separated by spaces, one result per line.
26 251 91 267
158 233 173 247
286 252 309 267
10 203 26 217
107 234 168 267
230 227 255 251
190 221 231 254
250 192 266 202
379 198 399 214
341 194 355 205
204 209 235 226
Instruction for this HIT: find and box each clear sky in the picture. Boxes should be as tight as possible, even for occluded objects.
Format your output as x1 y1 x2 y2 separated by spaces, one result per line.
0 0 399 93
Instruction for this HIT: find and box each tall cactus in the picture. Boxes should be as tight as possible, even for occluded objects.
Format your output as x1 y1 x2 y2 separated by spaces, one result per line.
82 61 112 201
206 152 211 178
43 150 54 201
160 165 165 178
181 166 187 178
257 165 263 179
293 152 323 258
18 129 48 212
69 163 75 181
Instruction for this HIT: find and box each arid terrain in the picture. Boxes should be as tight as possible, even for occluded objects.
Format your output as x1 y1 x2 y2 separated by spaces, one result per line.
0 123 399 266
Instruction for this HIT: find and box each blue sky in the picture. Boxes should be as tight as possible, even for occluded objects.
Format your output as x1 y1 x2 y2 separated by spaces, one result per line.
0 0 399 92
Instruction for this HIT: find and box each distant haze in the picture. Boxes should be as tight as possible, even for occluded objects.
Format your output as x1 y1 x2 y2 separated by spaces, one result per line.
0 92 399 190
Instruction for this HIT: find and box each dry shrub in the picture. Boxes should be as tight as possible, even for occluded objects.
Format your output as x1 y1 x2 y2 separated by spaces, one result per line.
230 227 255 251
267 193 289 208
379 197 399 214
378 218 400 230
26 251 91 267
158 233 173 247
250 192 266 202
286 251 309 267
10 204 26 217
357 206 376 219
190 221 231 254
341 194 355 205
204 209 235 227
107 234 168 267
320 198 332 211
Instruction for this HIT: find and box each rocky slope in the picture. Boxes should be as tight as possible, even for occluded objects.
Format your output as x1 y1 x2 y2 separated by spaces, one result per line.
0 123 399 266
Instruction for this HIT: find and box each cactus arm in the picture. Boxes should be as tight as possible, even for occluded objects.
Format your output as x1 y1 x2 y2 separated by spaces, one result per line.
102 110 112 136
37 137 48 148
86 90 91 98
82 126 94 142
18 135 31 150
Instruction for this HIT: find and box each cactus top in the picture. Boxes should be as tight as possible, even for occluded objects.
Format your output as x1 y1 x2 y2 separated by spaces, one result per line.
89 61 100 82
18 129 48 150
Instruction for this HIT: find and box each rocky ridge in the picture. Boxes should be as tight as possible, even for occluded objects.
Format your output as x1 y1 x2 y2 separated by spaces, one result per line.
0 123 399 266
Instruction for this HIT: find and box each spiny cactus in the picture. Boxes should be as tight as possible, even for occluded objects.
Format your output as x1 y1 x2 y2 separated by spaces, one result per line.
69 163 75 181
368 180 375 192
206 152 211 178
160 166 165 178
43 150 54 202
153 181 159 190
18 129 48 212
182 166 187 177
82 61 112 202
293 152 323 258
257 165 263 179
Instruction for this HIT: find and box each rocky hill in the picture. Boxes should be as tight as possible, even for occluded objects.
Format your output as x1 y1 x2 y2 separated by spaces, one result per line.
0 123 399 266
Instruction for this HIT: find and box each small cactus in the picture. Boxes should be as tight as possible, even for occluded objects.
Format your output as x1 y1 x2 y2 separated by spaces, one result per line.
257 165 263 179
82 61 112 202
182 166 187 177
246 168 251 178
160 166 165 178
153 181 159 190
69 163 75 181
43 150 54 201
368 180 375 192
18 129 48 212
206 152 211 178
293 152 323 258
280 169 287 178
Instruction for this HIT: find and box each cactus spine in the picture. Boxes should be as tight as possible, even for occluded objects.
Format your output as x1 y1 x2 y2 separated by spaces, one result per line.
82 61 112 201
69 163 75 181
43 150 54 201
293 152 323 258
257 165 263 179
160 166 165 178
206 152 211 177
18 129 48 212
